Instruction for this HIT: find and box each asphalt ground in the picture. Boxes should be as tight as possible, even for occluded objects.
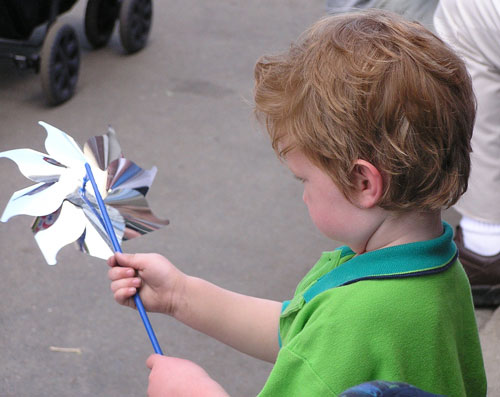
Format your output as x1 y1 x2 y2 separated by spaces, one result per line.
0 1 497 396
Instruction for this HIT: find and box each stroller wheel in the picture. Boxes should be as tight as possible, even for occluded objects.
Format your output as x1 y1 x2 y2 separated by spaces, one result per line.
119 0 152 54
85 0 119 49
41 22 80 105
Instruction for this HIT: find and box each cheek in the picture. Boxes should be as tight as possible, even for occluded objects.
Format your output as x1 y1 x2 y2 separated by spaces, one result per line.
302 191 321 226
304 196 332 234
302 189 316 215
310 209 334 236
305 190 347 239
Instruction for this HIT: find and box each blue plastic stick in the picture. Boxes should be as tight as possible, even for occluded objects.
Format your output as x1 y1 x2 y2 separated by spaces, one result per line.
84 163 163 355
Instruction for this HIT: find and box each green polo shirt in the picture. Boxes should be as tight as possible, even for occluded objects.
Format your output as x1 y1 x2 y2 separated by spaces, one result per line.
259 223 486 396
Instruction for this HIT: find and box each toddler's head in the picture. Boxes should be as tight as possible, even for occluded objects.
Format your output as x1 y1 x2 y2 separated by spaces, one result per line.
254 10 475 212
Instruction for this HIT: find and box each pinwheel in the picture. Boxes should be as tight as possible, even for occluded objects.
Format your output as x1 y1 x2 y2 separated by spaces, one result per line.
0 121 169 354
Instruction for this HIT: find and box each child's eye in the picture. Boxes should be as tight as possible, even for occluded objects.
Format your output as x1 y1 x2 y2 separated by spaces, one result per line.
294 176 306 183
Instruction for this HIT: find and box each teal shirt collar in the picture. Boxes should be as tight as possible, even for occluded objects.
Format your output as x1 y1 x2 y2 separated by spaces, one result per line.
303 222 457 303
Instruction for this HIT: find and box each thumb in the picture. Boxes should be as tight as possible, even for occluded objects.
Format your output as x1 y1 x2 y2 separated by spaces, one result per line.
146 354 162 369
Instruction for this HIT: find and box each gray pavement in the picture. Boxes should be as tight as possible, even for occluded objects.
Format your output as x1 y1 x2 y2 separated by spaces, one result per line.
0 1 497 396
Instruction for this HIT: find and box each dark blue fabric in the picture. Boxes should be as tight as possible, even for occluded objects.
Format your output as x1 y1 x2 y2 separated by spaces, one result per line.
339 381 444 396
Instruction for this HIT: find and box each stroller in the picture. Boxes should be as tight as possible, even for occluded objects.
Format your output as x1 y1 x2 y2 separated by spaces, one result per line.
0 0 153 105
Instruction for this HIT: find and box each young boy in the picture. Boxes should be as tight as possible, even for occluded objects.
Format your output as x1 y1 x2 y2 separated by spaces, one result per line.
108 9 486 396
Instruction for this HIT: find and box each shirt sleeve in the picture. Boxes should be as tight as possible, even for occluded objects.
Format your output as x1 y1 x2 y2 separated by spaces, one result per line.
258 346 338 397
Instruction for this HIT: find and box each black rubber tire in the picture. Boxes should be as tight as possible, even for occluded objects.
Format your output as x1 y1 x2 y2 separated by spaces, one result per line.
84 0 119 49
40 22 80 106
119 0 152 54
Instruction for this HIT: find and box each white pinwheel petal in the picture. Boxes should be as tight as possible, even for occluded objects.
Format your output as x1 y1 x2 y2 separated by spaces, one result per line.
34 201 86 265
39 121 86 169
0 181 77 222
0 148 65 183
82 218 114 260
86 162 109 199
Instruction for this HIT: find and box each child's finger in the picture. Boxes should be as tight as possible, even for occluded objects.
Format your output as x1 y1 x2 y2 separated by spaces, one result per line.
146 353 162 369
113 252 148 271
110 277 141 293
107 255 117 268
113 286 138 305
108 265 135 281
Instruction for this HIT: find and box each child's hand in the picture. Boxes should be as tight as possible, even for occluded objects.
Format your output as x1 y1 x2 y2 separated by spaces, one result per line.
146 354 229 397
107 252 186 316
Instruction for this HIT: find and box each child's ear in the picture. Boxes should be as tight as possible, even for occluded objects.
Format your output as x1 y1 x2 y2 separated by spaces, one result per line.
351 160 384 208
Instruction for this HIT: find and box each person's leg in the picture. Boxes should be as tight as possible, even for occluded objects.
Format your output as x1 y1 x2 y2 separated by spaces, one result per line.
434 0 500 306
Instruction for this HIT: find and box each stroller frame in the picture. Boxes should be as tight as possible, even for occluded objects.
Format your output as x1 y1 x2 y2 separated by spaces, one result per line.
0 0 153 106
0 0 66 72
